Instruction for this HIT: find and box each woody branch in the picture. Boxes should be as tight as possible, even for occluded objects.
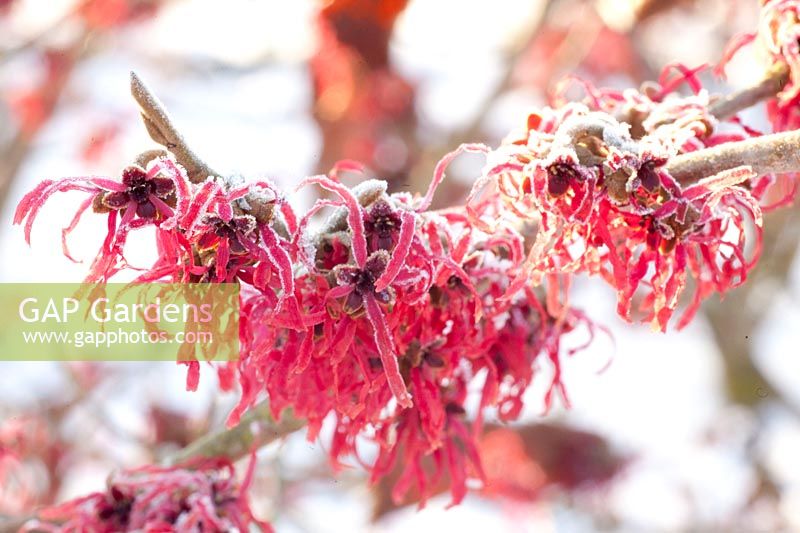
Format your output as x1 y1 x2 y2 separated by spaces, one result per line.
143 65 800 467
164 402 303 466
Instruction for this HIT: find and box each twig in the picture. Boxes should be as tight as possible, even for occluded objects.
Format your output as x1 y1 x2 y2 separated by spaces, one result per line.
666 129 800 183
709 63 790 120
163 401 304 466
130 71 219 184
129 72 286 226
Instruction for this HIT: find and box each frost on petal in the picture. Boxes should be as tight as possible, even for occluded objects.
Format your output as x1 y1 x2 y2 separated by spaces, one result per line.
260 224 296 306
61 196 94 263
23 459 270 532
15 179 105 244
363 293 412 408
419 143 489 212
301 175 369 267
374 210 415 292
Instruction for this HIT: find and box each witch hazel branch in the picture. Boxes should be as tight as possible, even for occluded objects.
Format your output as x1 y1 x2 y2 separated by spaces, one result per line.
11 1 800 529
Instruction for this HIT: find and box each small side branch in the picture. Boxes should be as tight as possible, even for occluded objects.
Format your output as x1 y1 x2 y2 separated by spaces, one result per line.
709 63 789 120
129 72 283 226
666 129 800 183
164 401 304 466
130 71 219 183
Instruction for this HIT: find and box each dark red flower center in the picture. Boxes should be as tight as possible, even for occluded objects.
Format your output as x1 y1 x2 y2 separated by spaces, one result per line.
97 486 133 525
201 214 257 254
638 161 662 193
547 163 582 197
364 200 402 250
128 180 153 203
333 251 393 314
102 166 177 219
352 269 377 294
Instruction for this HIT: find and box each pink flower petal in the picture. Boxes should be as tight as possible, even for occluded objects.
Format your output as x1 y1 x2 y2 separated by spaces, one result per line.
61 196 94 263
363 293 412 408
419 143 489 213
300 175 368 267
374 210 415 292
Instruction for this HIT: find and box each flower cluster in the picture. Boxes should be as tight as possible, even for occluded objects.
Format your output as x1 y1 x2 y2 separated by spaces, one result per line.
21 458 268 532
230 174 593 506
759 0 800 130
15 63 780 508
15 159 183 282
719 0 800 131
467 67 767 331
11 0 800 523
17 52 792 507
16 152 591 506
18 19 795 510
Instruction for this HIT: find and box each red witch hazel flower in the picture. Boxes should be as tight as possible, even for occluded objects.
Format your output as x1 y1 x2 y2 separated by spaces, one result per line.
15 146 594 508
719 0 800 132
598 166 762 329
185 180 294 292
21 457 270 533
364 198 404 250
14 157 190 282
465 68 766 330
221 164 591 506
13 10 800 519
298 173 417 408
102 165 177 220
196 213 257 256
15 110 594 508
371 384 484 509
